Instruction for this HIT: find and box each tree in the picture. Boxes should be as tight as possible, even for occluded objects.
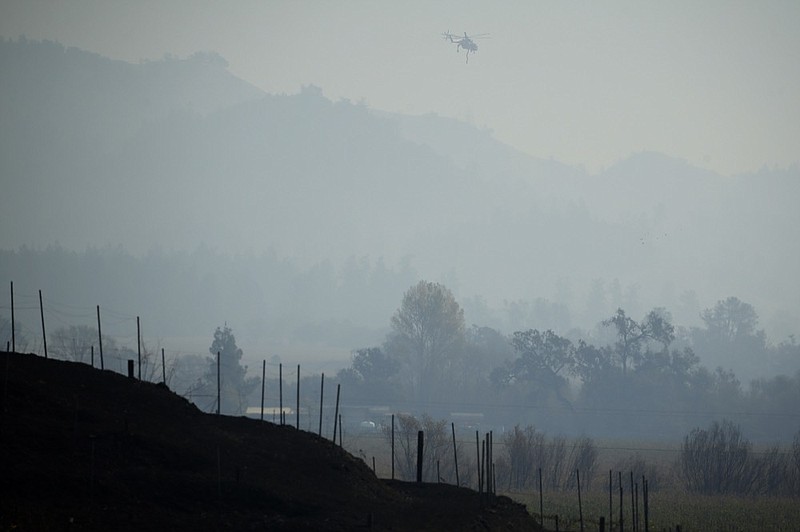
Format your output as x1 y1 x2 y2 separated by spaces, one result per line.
572 340 615 384
389 281 465 402
351 347 399 382
196 325 258 415
701 297 759 343
337 346 401 403
509 329 574 382
382 413 455 483
49 325 114 364
693 297 767 378
603 308 675 375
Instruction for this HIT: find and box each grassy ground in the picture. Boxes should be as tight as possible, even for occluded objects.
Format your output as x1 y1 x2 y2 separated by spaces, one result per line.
506 489 800 531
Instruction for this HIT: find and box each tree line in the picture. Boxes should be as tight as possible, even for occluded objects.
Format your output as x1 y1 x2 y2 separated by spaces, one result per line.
338 281 800 442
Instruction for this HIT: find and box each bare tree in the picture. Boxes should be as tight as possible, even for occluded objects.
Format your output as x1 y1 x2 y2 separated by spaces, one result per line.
390 281 465 402
498 425 597 492
383 413 455 482
603 308 675 375
49 325 113 363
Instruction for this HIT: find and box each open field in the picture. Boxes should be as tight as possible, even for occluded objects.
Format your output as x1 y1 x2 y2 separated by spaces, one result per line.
341 428 800 531
508 489 800 532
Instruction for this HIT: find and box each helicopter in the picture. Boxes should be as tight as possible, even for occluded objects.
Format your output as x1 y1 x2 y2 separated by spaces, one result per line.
442 31 490 63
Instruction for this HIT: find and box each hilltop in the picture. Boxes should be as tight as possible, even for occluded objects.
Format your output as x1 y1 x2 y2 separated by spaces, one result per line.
0 352 538 531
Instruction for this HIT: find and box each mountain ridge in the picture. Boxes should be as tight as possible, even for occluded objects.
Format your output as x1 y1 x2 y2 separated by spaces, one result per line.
1 37 798 337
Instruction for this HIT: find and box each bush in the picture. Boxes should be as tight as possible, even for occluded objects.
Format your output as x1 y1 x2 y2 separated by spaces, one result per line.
680 420 797 495
497 425 597 491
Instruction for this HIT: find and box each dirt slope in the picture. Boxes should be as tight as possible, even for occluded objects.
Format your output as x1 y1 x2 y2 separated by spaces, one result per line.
0 352 539 531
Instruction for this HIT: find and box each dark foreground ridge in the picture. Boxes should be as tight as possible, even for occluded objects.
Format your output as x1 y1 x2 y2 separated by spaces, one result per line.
0 352 539 531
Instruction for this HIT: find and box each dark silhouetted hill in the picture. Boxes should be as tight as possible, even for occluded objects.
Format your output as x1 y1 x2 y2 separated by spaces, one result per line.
0 351 538 531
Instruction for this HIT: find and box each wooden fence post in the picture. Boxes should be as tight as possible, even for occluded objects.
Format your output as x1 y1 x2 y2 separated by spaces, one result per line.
279 363 283 425
161 348 166 384
216 350 220 415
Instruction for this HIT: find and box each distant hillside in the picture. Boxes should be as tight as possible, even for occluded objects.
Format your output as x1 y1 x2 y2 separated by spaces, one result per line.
1 38 798 338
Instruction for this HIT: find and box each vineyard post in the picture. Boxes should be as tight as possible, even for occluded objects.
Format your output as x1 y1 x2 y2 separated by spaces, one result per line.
9 282 14 352
161 348 166 384
338 413 342 446
260 360 265 421
332 383 340 444
136 316 141 380
279 363 283 425
372 456 376 475
480 438 485 496
475 431 481 492
391 413 395 480
577 469 584 532
416 430 424 483
296 364 300 429
436 460 440 483
609 469 613 531
630 471 635 532
488 431 493 496
216 350 220 415
91 345 94 368
635 481 639 532
96 306 104 370
539 467 543 526
318 373 324 435
643 477 649 532
451 422 459 486
39 290 48 358
619 471 624 532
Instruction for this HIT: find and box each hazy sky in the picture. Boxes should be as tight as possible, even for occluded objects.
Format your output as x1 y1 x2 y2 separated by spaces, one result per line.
2 0 798 176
